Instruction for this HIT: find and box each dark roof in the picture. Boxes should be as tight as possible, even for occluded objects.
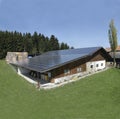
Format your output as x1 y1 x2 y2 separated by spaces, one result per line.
109 52 120 59
12 47 109 73
106 46 120 52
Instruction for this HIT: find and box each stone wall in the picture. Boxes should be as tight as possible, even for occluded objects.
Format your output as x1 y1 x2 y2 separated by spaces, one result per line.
6 52 28 63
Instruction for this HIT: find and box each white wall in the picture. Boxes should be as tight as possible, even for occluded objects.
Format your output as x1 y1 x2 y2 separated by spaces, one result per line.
18 67 29 74
54 75 73 84
86 60 106 72
17 67 37 84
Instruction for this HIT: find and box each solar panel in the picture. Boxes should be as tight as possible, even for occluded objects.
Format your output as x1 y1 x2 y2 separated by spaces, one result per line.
14 47 102 72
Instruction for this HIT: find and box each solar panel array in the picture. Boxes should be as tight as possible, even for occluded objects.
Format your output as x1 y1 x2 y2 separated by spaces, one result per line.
14 47 102 72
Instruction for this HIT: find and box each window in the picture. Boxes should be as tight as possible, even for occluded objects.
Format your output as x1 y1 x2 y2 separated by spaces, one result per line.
96 64 99 67
45 75 48 80
90 65 93 68
16 55 18 61
48 72 51 78
101 63 103 66
64 69 70 75
77 67 82 72
41 74 45 80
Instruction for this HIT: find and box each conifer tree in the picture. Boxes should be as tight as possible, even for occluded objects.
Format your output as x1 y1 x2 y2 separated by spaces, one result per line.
49 35 59 51
0 30 71 59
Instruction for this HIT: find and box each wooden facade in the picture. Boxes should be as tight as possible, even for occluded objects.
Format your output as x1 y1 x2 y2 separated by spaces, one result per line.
50 58 86 79
49 49 106 82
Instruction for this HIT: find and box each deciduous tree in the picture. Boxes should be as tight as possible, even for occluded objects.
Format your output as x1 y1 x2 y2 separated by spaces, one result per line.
108 19 118 66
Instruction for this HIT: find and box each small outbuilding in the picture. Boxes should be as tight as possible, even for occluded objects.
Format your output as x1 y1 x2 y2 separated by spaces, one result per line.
106 46 120 68
6 52 28 64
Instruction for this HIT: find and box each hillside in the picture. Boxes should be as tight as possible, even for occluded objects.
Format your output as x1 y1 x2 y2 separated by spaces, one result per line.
0 60 120 119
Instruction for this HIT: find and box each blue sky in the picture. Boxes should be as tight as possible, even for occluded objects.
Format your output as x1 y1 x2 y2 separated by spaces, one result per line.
0 0 120 48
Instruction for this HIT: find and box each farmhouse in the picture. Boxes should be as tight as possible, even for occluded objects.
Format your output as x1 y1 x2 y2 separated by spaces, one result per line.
106 46 120 64
10 47 111 84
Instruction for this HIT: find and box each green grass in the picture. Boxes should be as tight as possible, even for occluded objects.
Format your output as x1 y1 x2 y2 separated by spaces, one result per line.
0 60 120 119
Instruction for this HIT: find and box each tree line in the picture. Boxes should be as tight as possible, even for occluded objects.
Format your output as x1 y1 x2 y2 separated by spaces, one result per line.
0 30 72 59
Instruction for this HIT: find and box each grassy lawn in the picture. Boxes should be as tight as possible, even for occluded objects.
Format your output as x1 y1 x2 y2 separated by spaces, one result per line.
0 60 120 119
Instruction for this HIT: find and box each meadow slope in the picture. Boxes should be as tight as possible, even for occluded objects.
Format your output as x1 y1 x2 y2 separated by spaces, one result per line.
0 60 120 119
